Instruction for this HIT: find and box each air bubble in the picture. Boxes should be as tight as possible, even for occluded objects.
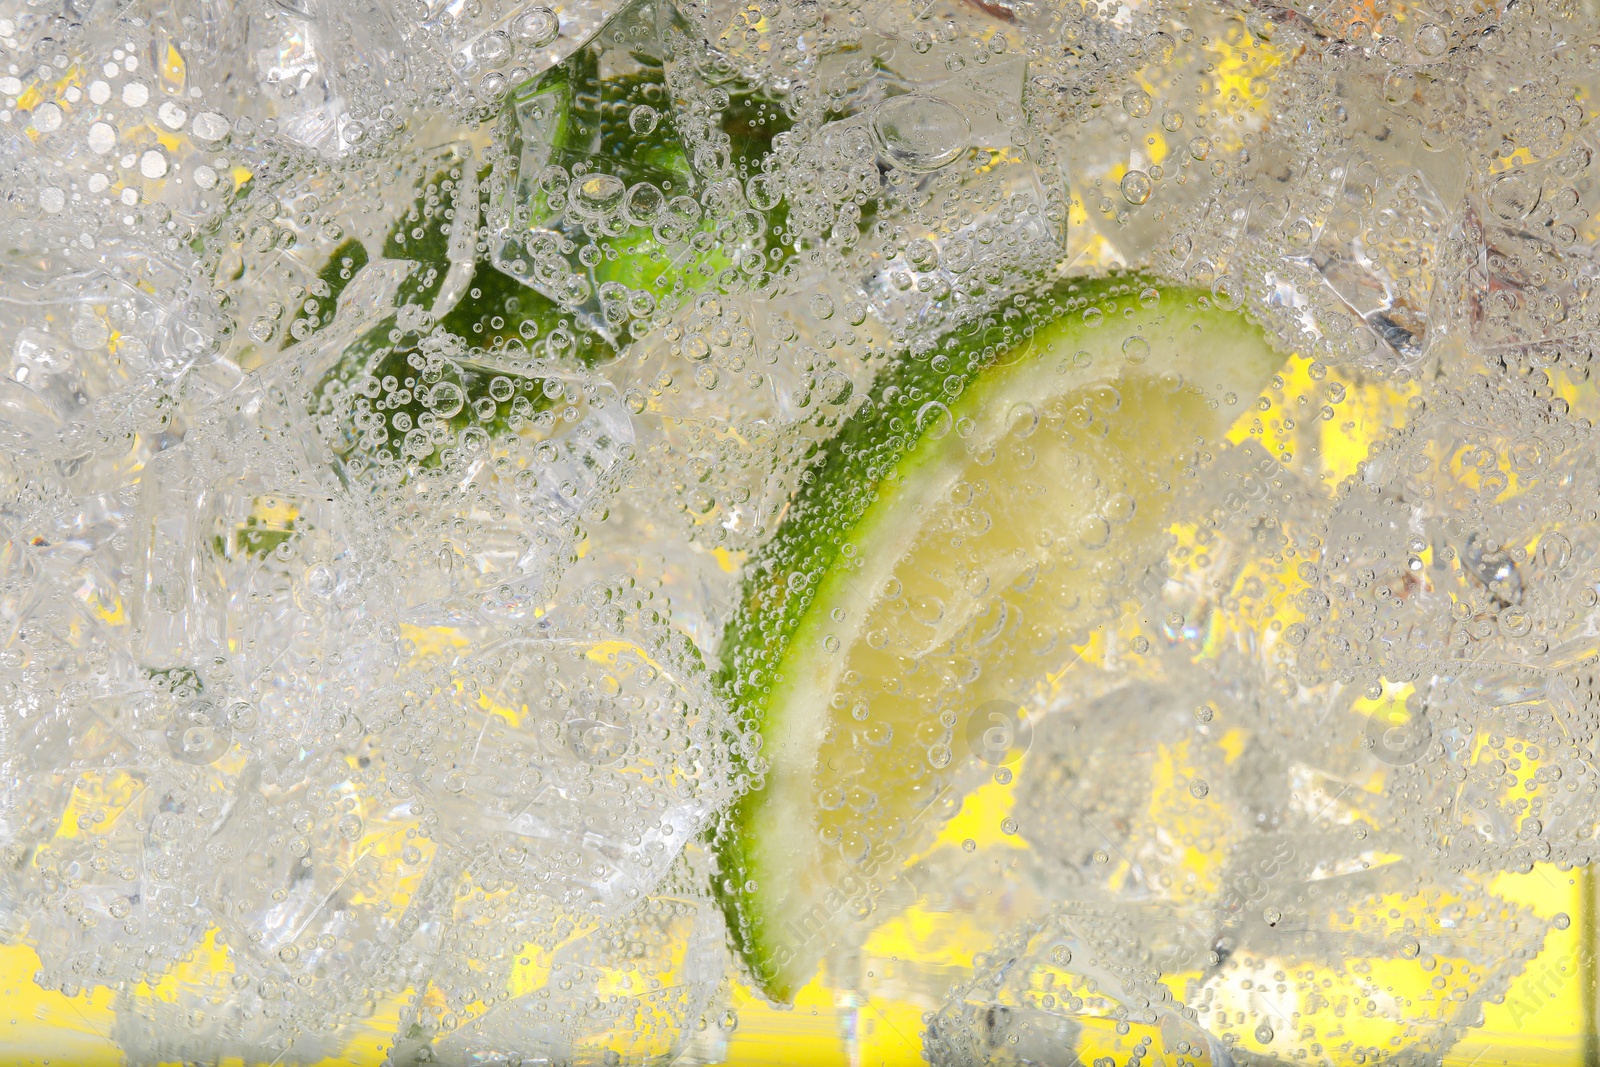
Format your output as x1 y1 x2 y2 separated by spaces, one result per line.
516 6 561 46
1414 23 1449 58
871 95 970 172
629 105 659 135
31 102 62 133
87 120 118 154
1120 171 1152 206
190 111 230 141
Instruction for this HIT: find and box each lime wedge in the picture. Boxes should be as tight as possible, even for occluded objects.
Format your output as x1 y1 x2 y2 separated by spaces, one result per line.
712 275 1290 1002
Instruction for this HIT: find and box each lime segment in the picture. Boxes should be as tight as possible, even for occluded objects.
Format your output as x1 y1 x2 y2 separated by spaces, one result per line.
715 277 1289 1002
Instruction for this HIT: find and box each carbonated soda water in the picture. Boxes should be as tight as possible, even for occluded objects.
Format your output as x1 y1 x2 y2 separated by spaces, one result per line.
2 0 1599 1064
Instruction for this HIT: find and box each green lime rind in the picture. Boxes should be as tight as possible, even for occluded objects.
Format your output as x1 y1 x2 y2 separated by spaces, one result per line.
709 272 1280 1001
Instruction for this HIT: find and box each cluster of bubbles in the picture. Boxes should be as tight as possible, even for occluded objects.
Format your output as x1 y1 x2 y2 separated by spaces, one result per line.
5 0 1600 1061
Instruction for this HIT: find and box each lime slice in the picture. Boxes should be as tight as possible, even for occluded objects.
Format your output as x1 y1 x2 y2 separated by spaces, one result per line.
712 274 1290 1002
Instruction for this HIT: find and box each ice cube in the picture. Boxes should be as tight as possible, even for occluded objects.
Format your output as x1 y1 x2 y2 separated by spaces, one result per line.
311 347 636 626
927 862 1548 1067
240 0 409 157
1290 147 1453 367
408 0 628 103
205 142 476 375
0 267 232 421
407 845 726 1064
1250 0 1507 61
1308 370 1600 688
925 904 1225 1067
27 762 218 990
613 279 889 562
1366 671 1600 872
15 660 250 991
109 977 350 1067
774 5 1068 348
1460 132 1600 352
413 596 735 924
486 0 784 346
198 746 449 1026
